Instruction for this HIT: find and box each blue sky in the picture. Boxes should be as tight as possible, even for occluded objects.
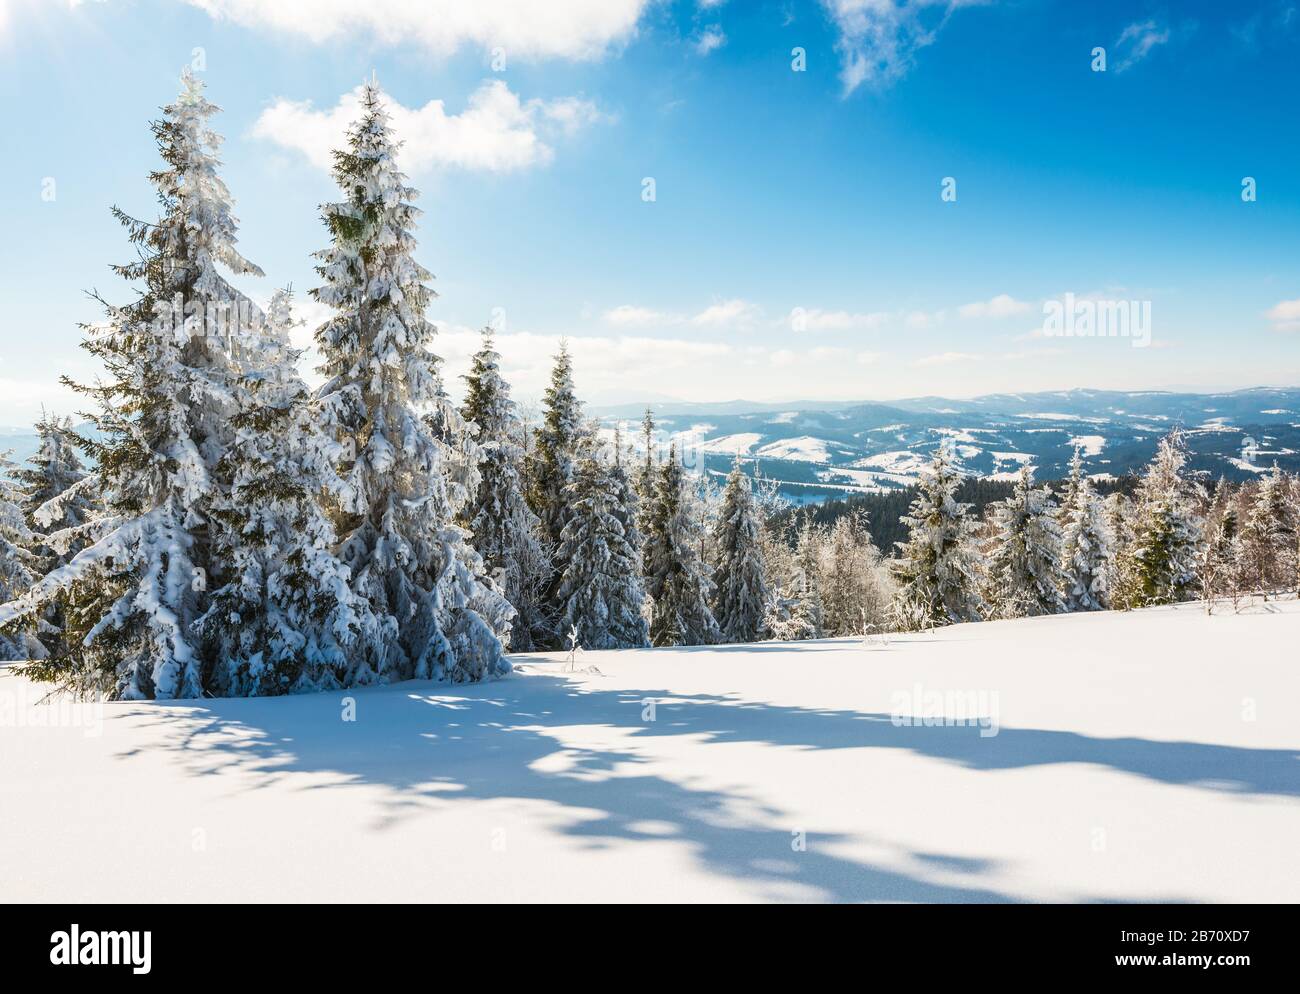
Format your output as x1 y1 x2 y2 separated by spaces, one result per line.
2 0 1299 424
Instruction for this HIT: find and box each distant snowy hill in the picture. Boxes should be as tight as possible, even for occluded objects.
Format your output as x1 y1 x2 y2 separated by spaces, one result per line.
596 387 1300 502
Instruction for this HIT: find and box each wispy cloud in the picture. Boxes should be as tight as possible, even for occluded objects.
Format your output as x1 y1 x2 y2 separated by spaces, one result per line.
1266 298 1300 332
694 25 726 55
692 298 759 326
788 307 891 332
253 80 608 173
1113 19 1171 71
819 0 984 95
181 0 651 61
601 298 760 329
958 294 1031 319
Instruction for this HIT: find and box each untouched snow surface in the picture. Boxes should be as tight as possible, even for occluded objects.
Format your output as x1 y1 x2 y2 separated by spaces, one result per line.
3 602 1298 903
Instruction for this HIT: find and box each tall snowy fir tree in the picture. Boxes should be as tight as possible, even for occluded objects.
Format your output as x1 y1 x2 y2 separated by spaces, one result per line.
528 343 584 549
1112 430 1203 609
1243 463 1295 590
644 445 720 646
555 455 650 649
605 423 646 572
0 452 43 660
1058 447 1111 611
890 449 984 631
16 414 93 553
1204 477 1243 601
13 413 97 658
310 80 510 684
460 327 550 651
0 70 262 697
711 459 769 643
766 519 825 641
198 289 384 695
819 511 893 635
984 466 1067 619
635 408 658 540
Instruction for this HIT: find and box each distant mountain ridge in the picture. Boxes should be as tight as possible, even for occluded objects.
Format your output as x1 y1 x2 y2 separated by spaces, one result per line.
596 387 1300 503
5 389 1297 504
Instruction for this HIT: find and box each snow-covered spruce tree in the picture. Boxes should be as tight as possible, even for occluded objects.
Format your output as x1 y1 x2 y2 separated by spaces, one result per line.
606 422 646 560
460 327 550 651
1104 491 1138 608
632 408 663 549
889 449 984 631
1202 477 1244 607
710 459 769 643
311 80 510 683
819 509 894 636
0 452 44 660
1 69 262 697
16 413 94 555
1112 430 1204 610
1058 446 1111 612
645 444 720 646
197 290 386 696
13 414 98 658
765 519 825 641
1242 463 1295 592
528 342 584 549
984 466 1068 619
555 455 650 649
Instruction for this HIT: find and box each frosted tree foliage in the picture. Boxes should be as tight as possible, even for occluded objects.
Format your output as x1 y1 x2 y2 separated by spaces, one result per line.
555 456 650 649
0 69 262 698
1243 463 1296 590
1113 430 1203 609
765 520 825 641
529 343 585 550
711 459 769 643
0 452 43 660
13 414 97 658
199 290 385 695
817 511 894 635
890 449 984 630
311 80 510 684
645 445 720 646
1058 447 1112 611
985 466 1068 618
461 327 550 651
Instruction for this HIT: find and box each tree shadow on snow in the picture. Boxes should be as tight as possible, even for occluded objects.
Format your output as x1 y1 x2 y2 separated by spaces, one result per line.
107 669 1295 902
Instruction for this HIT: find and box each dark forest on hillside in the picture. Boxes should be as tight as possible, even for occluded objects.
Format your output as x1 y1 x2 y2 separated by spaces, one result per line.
768 474 1140 554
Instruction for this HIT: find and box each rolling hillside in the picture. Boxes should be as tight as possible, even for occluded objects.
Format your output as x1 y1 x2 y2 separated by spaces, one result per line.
598 387 1300 503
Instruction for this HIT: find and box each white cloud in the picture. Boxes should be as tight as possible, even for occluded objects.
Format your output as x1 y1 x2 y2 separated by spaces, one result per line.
253 79 607 173
789 307 890 332
431 326 736 402
1114 19 1170 71
695 25 726 55
602 304 673 327
958 293 1032 319
691 298 759 327
1266 298 1300 332
184 0 650 61
601 298 760 329
819 0 981 94
905 309 943 329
